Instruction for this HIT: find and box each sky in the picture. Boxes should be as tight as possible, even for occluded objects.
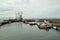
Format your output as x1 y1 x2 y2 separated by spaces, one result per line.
0 0 60 19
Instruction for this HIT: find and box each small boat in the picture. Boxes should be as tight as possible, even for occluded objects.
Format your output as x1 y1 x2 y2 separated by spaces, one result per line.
38 22 53 29
28 22 37 25
53 26 60 31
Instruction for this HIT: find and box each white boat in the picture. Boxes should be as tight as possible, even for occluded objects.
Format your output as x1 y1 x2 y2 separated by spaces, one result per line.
28 22 37 25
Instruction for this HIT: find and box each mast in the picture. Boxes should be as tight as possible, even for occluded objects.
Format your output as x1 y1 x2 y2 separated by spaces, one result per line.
16 11 23 22
20 11 23 22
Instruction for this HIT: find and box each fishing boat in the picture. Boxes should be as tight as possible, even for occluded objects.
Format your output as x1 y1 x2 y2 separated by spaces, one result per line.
37 20 53 29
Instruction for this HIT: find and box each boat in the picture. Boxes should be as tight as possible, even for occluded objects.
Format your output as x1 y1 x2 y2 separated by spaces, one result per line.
28 22 37 25
37 20 53 29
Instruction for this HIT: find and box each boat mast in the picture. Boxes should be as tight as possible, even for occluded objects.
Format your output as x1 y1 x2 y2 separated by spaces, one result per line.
20 11 23 22
16 11 23 22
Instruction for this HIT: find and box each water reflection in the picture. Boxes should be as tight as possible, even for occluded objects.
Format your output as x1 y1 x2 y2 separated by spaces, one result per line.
37 26 60 31
54 27 60 31
37 26 50 31
0 22 60 40
0 22 60 32
0 26 2 29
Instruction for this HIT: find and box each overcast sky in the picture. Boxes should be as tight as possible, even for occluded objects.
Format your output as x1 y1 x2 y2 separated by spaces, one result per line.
0 0 60 19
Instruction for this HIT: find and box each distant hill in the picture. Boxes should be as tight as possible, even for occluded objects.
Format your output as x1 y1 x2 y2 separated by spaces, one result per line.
23 18 60 20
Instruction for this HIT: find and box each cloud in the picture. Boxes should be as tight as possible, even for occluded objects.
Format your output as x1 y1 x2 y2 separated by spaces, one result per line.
0 0 60 18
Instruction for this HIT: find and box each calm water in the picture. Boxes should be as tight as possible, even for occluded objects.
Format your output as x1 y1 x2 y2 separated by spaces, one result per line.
0 22 60 40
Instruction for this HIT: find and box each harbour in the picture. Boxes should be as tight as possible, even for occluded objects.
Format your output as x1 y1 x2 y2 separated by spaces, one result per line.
0 22 60 40
0 0 60 40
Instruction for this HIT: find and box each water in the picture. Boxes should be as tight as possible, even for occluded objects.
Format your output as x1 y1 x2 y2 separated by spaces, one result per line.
0 22 60 40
